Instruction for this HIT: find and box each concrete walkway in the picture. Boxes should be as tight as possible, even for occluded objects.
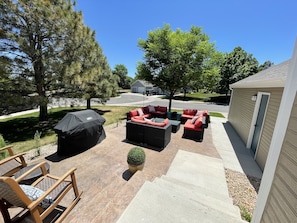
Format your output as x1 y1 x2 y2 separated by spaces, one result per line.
211 117 262 179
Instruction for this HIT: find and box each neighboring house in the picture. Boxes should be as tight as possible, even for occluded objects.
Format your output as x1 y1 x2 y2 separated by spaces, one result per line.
229 40 297 222
228 60 290 170
131 80 163 94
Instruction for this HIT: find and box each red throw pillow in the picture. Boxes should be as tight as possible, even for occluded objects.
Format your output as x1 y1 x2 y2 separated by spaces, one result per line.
129 110 138 117
194 116 202 128
183 109 190 115
184 109 196 115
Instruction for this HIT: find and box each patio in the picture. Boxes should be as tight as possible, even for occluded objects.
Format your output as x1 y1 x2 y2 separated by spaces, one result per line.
1 118 241 223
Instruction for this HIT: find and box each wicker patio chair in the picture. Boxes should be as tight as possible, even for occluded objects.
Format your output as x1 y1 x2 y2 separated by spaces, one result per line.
0 161 82 223
0 145 27 177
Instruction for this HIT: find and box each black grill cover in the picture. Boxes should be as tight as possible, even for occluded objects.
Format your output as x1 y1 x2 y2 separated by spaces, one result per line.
54 109 106 155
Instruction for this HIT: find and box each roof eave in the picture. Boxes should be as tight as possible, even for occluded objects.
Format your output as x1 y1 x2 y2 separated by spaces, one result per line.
230 80 285 89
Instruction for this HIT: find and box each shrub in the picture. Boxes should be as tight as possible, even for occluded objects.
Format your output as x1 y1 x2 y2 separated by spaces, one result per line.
127 147 146 166
0 134 7 159
0 134 6 148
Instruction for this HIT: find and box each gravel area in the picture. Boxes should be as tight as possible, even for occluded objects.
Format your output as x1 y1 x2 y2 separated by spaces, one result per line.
225 168 261 220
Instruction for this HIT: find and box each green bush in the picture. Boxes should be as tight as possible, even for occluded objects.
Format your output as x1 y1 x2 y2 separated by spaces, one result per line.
0 134 7 159
127 147 146 166
0 134 6 148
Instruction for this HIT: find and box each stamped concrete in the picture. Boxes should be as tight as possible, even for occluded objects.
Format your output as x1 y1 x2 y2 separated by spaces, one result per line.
1 116 261 223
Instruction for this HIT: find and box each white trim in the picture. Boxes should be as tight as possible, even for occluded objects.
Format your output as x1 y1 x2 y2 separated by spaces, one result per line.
230 80 285 88
252 38 297 222
247 92 270 156
227 89 234 120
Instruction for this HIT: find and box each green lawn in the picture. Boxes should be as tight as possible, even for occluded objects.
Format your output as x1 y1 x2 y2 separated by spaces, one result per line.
0 106 136 154
171 92 230 104
0 106 224 155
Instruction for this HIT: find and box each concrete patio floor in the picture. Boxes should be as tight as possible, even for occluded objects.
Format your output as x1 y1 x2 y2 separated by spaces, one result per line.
1 117 262 223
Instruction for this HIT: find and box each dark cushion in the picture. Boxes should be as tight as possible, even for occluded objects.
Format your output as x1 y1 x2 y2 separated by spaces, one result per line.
156 106 167 112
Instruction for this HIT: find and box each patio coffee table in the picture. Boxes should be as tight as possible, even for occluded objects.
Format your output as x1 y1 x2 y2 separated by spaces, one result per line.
14 162 50 185
155 118 181 133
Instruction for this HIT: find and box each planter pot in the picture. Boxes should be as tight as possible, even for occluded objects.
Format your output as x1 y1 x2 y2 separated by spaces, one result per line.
128 163 144 174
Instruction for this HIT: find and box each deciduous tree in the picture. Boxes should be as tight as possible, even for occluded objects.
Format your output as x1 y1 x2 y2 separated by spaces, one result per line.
219 47 259 96
137 24 215 111
113 64 132 89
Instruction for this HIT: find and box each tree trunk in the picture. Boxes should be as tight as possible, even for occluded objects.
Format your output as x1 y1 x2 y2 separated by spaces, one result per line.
87 98 91 109
39 103 48 121
183 88 186 101
168 92 174 112
33 36 48 121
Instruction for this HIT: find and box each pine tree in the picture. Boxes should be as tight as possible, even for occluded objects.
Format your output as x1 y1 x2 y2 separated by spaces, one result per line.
0 0 117 119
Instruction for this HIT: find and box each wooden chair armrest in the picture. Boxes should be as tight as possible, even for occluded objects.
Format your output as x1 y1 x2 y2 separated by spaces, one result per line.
0 152 27 166
28 167 78 210
15 161 48 183
0 145 14 156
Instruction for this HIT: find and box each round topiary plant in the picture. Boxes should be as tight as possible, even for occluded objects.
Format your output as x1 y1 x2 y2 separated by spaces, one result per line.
127 147 146 165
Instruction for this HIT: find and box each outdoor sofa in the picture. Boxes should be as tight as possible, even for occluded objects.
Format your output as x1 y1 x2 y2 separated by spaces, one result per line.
127 105 167 120
126 117 172 150
182 115 205 142
181 109 209 128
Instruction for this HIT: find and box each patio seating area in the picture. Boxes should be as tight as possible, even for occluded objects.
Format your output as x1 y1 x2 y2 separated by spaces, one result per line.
0 119 220 222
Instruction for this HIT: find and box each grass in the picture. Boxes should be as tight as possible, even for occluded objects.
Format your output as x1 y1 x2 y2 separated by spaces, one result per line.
0 106 136 154
171 92 230 104
0 105 225 155
172 92 220 102
209 112 225 118
239 205 252 222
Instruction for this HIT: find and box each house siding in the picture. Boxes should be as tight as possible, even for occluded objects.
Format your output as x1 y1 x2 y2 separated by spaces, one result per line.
229 88 283 170
228 88 257 144
261 92 297 223
255 88 283 170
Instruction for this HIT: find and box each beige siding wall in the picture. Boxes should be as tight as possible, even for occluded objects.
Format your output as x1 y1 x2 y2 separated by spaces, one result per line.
256 88 283 170
261 93 297 223
228 88 258 144
229 88 283 170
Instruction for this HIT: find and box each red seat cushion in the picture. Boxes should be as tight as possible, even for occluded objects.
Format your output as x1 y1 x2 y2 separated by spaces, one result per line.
184 118 203 131
131 117 146 124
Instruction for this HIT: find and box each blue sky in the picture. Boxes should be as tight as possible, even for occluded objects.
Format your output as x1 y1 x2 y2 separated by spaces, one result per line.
75 0 297 77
